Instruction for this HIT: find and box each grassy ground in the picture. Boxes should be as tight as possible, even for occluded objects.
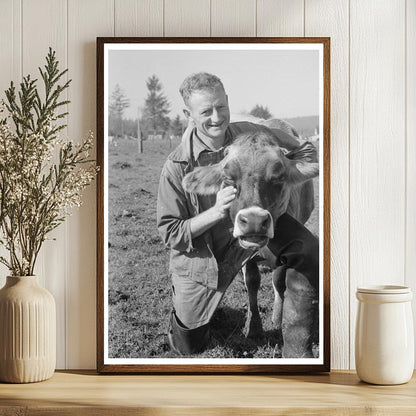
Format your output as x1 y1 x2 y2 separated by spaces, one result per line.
107 137 319 359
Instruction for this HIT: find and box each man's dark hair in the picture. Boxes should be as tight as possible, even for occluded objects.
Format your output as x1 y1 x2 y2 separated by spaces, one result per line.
179 72 226 106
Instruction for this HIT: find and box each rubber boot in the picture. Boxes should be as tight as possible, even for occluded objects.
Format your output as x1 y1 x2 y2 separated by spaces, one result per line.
168 311 210 355
281 270 318 358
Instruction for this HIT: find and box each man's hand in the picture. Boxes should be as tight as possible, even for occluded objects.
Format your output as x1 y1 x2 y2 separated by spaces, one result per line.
189 185 237 239
213 186 237 218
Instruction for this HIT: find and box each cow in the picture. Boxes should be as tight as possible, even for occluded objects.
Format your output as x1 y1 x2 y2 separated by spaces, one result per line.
181 127 319 358
230 114 301 139
260 118 300 139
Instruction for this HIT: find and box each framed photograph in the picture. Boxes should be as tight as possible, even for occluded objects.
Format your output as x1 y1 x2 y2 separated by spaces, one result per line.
97 37 330 373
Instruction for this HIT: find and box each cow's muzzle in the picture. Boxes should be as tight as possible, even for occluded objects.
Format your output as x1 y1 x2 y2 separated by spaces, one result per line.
233 207 274 249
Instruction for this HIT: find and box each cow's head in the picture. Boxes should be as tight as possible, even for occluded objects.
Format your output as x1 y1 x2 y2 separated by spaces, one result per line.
183 132 319 249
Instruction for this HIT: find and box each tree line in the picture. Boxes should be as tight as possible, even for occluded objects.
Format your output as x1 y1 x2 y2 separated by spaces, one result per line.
108 75 274 141
108 75 184 141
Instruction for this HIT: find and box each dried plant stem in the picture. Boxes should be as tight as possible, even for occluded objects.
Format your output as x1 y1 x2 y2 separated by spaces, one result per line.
0 48 96 276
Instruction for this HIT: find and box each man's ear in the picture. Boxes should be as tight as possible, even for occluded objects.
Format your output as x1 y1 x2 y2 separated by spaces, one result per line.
182 164 223 195
183 107 191 119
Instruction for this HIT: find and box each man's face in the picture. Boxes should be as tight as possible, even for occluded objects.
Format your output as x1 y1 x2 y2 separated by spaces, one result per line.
184 85 230 142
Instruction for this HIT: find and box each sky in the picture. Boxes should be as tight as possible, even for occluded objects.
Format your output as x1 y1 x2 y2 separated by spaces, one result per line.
108 46 320 121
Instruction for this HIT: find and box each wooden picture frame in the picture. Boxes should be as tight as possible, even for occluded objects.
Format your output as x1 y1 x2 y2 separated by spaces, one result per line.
97 37 330 374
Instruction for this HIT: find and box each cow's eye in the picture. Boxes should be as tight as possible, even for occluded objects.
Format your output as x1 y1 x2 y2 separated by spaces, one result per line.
270 173 287 184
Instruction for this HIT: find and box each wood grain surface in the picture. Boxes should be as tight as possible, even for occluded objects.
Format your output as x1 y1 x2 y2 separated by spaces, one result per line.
349 0 406 369
66 0 114 370
406 0 416 367
22 0 68 369
211 0 256 37
164 0 210 37
115 0 163 37
257 0 304 36
305 0 350 371
0 371 415 415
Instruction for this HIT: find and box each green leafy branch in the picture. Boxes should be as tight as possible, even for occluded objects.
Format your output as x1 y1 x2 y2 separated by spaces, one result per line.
0 48 96 276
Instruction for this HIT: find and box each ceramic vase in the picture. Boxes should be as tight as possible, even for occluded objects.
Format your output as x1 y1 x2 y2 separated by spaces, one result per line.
355 285 414 385
0 276 56 383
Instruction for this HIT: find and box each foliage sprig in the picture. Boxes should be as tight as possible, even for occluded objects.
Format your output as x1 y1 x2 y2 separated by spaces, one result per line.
0 48 96 276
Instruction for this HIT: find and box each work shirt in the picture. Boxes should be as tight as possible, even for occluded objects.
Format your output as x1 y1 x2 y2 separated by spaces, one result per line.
156 121 307 290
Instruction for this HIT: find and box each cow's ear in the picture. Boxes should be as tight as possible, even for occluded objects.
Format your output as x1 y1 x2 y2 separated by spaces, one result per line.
288 161 319 184
182 164 223 195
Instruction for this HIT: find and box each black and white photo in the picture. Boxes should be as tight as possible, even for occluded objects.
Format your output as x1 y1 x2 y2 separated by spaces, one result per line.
97 38 330 373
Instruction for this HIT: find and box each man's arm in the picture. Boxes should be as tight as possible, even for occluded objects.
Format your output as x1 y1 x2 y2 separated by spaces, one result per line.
189 186 236 238
157 160 235 251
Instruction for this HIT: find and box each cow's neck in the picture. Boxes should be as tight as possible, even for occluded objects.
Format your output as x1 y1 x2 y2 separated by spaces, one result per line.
195 131 226 151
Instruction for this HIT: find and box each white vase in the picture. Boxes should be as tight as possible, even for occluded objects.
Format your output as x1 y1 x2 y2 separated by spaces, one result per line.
355 285 414 385
0 276 56 383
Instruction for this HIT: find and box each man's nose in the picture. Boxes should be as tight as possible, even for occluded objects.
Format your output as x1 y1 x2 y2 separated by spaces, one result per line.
211 109 221 122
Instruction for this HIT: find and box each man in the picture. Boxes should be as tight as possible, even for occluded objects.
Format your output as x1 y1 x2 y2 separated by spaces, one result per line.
157 72 318 355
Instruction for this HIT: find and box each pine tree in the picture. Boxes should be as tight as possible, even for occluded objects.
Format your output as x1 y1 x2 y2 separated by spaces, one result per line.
249 104 273 120
140 75 170 138
109 84 130 137
170 114 184 137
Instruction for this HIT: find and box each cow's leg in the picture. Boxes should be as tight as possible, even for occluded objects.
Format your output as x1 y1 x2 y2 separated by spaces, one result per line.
242 259 263 338
271 265 286 330
281 269 318 358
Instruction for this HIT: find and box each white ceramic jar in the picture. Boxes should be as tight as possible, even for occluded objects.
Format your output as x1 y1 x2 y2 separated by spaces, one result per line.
355 285 414 385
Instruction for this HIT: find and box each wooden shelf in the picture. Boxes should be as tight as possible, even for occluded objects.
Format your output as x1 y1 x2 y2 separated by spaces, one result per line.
0 370 415 415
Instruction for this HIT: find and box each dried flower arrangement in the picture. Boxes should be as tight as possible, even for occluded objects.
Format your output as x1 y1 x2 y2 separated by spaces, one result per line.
0 48 97 276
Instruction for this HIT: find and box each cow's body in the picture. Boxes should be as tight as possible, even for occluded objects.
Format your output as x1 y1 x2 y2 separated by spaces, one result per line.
260 118 300 139
230 114 301 138
182 124 319 358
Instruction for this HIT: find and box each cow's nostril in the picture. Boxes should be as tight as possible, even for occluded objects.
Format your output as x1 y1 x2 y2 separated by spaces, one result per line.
262 218 269 229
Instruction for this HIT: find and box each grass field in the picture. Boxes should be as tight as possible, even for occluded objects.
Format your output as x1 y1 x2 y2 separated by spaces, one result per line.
107 137 319 359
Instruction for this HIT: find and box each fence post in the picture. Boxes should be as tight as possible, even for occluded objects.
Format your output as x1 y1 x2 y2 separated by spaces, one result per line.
137 107 143 154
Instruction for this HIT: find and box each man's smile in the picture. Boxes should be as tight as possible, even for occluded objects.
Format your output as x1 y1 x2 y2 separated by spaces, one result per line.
208 121 224 128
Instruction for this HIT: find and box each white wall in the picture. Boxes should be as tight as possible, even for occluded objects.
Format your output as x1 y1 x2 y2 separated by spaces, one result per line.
0 0 414 370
